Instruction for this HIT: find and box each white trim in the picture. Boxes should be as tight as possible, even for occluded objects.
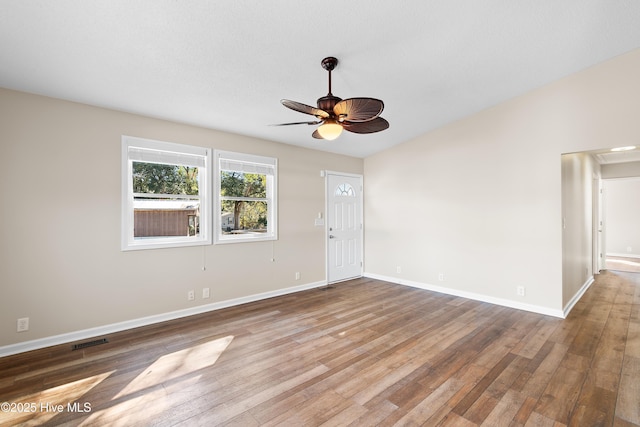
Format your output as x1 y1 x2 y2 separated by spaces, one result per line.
606 252 640 259
363 272 566 318
0 280 326 358
563 276 595 318
323 170 363 179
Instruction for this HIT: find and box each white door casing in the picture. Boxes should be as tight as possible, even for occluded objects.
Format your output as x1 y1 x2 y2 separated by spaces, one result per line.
593 177 605 273
326 172 363 283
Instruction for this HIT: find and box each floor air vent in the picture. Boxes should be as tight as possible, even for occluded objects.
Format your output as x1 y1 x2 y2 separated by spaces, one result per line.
72 338 108 351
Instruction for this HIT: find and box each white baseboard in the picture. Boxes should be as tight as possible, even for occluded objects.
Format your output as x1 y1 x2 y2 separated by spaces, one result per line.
363 272 565 318
0 280 327 358
606 252 640 259
563 276 594 318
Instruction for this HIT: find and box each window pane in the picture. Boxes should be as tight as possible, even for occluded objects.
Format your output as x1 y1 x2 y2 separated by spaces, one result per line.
132 162 201 238
134 198 200 238
220 171 266 198
335 183 355 197
220 200 267 235
133 162 199 195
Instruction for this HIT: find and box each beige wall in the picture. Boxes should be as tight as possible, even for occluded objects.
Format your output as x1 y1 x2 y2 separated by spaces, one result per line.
0 88 363 348
561 152 600 306
364 49 640 314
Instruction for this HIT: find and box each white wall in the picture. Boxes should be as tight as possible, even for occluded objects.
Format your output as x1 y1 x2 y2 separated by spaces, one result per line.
604 178 640 257
364 48 640 315
0 88 363 351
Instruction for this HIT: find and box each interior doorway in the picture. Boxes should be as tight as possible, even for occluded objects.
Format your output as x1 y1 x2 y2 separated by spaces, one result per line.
561 147 639 309
602 177 640 273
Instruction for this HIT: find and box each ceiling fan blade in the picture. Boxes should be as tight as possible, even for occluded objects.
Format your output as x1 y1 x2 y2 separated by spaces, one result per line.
312 129 324 139
342 117 389 134
281 99 330 118
334 98 384 122
271 121 322 126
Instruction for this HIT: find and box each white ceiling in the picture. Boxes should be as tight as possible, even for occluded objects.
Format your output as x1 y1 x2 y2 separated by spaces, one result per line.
1 1 640 158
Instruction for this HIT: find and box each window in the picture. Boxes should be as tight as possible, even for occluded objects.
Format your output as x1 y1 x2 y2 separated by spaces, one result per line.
335 183 355 197
214 150 277 244
121 136 211 250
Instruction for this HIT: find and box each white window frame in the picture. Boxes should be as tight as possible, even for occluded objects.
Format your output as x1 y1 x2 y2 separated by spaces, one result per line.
214 150 278 244
121 135 212 251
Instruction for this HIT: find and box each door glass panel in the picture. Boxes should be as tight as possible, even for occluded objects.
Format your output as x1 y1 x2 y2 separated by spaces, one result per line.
335 183 355 197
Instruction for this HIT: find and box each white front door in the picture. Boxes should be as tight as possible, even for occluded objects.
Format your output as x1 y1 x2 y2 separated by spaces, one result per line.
327 173 363 283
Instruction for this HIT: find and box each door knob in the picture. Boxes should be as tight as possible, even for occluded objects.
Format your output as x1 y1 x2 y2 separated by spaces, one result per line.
329 235 335 239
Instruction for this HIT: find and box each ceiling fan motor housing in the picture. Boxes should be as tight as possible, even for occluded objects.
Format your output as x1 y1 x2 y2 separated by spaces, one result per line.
317 95 342 115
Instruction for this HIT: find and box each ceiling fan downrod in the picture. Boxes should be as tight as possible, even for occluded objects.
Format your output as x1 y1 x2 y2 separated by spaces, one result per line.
318 57 341 113
321 57 338 95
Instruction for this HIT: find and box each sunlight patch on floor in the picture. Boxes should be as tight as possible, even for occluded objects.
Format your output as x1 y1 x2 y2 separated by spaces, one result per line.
2 371 113 426
114 335 234 399
81 385 169 426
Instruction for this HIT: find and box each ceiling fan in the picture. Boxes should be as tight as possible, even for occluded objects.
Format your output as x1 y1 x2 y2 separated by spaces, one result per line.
275 57 389 140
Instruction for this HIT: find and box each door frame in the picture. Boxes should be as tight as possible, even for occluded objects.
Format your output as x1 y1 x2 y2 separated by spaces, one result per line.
324 171 364 284
592 176 605 273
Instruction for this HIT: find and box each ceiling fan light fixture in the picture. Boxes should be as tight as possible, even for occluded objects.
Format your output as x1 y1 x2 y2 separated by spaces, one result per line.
317 120 343 140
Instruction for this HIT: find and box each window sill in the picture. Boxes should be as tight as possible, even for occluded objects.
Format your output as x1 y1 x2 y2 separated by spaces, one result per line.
122 237 211 251
214 234 277 245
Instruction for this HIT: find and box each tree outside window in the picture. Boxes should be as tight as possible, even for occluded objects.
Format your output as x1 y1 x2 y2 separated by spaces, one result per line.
220 171 267 233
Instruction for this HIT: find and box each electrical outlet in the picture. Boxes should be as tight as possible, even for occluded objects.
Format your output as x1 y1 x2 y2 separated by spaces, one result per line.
17 317 29 332
517 286 526 297
202 288 210 299
628 246 633 253
295 272 301 280
187 290 195 301
438 273 444 281
396 266 402 274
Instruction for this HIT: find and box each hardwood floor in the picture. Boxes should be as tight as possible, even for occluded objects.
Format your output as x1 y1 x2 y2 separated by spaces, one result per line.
1 271 638 426
606 256 640 273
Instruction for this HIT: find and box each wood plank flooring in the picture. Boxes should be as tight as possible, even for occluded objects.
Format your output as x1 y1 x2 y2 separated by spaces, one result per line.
606 256 640 273
1 270 638 426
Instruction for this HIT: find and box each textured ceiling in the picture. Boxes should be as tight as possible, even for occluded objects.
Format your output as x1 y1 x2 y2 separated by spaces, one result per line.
1 1 640 158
